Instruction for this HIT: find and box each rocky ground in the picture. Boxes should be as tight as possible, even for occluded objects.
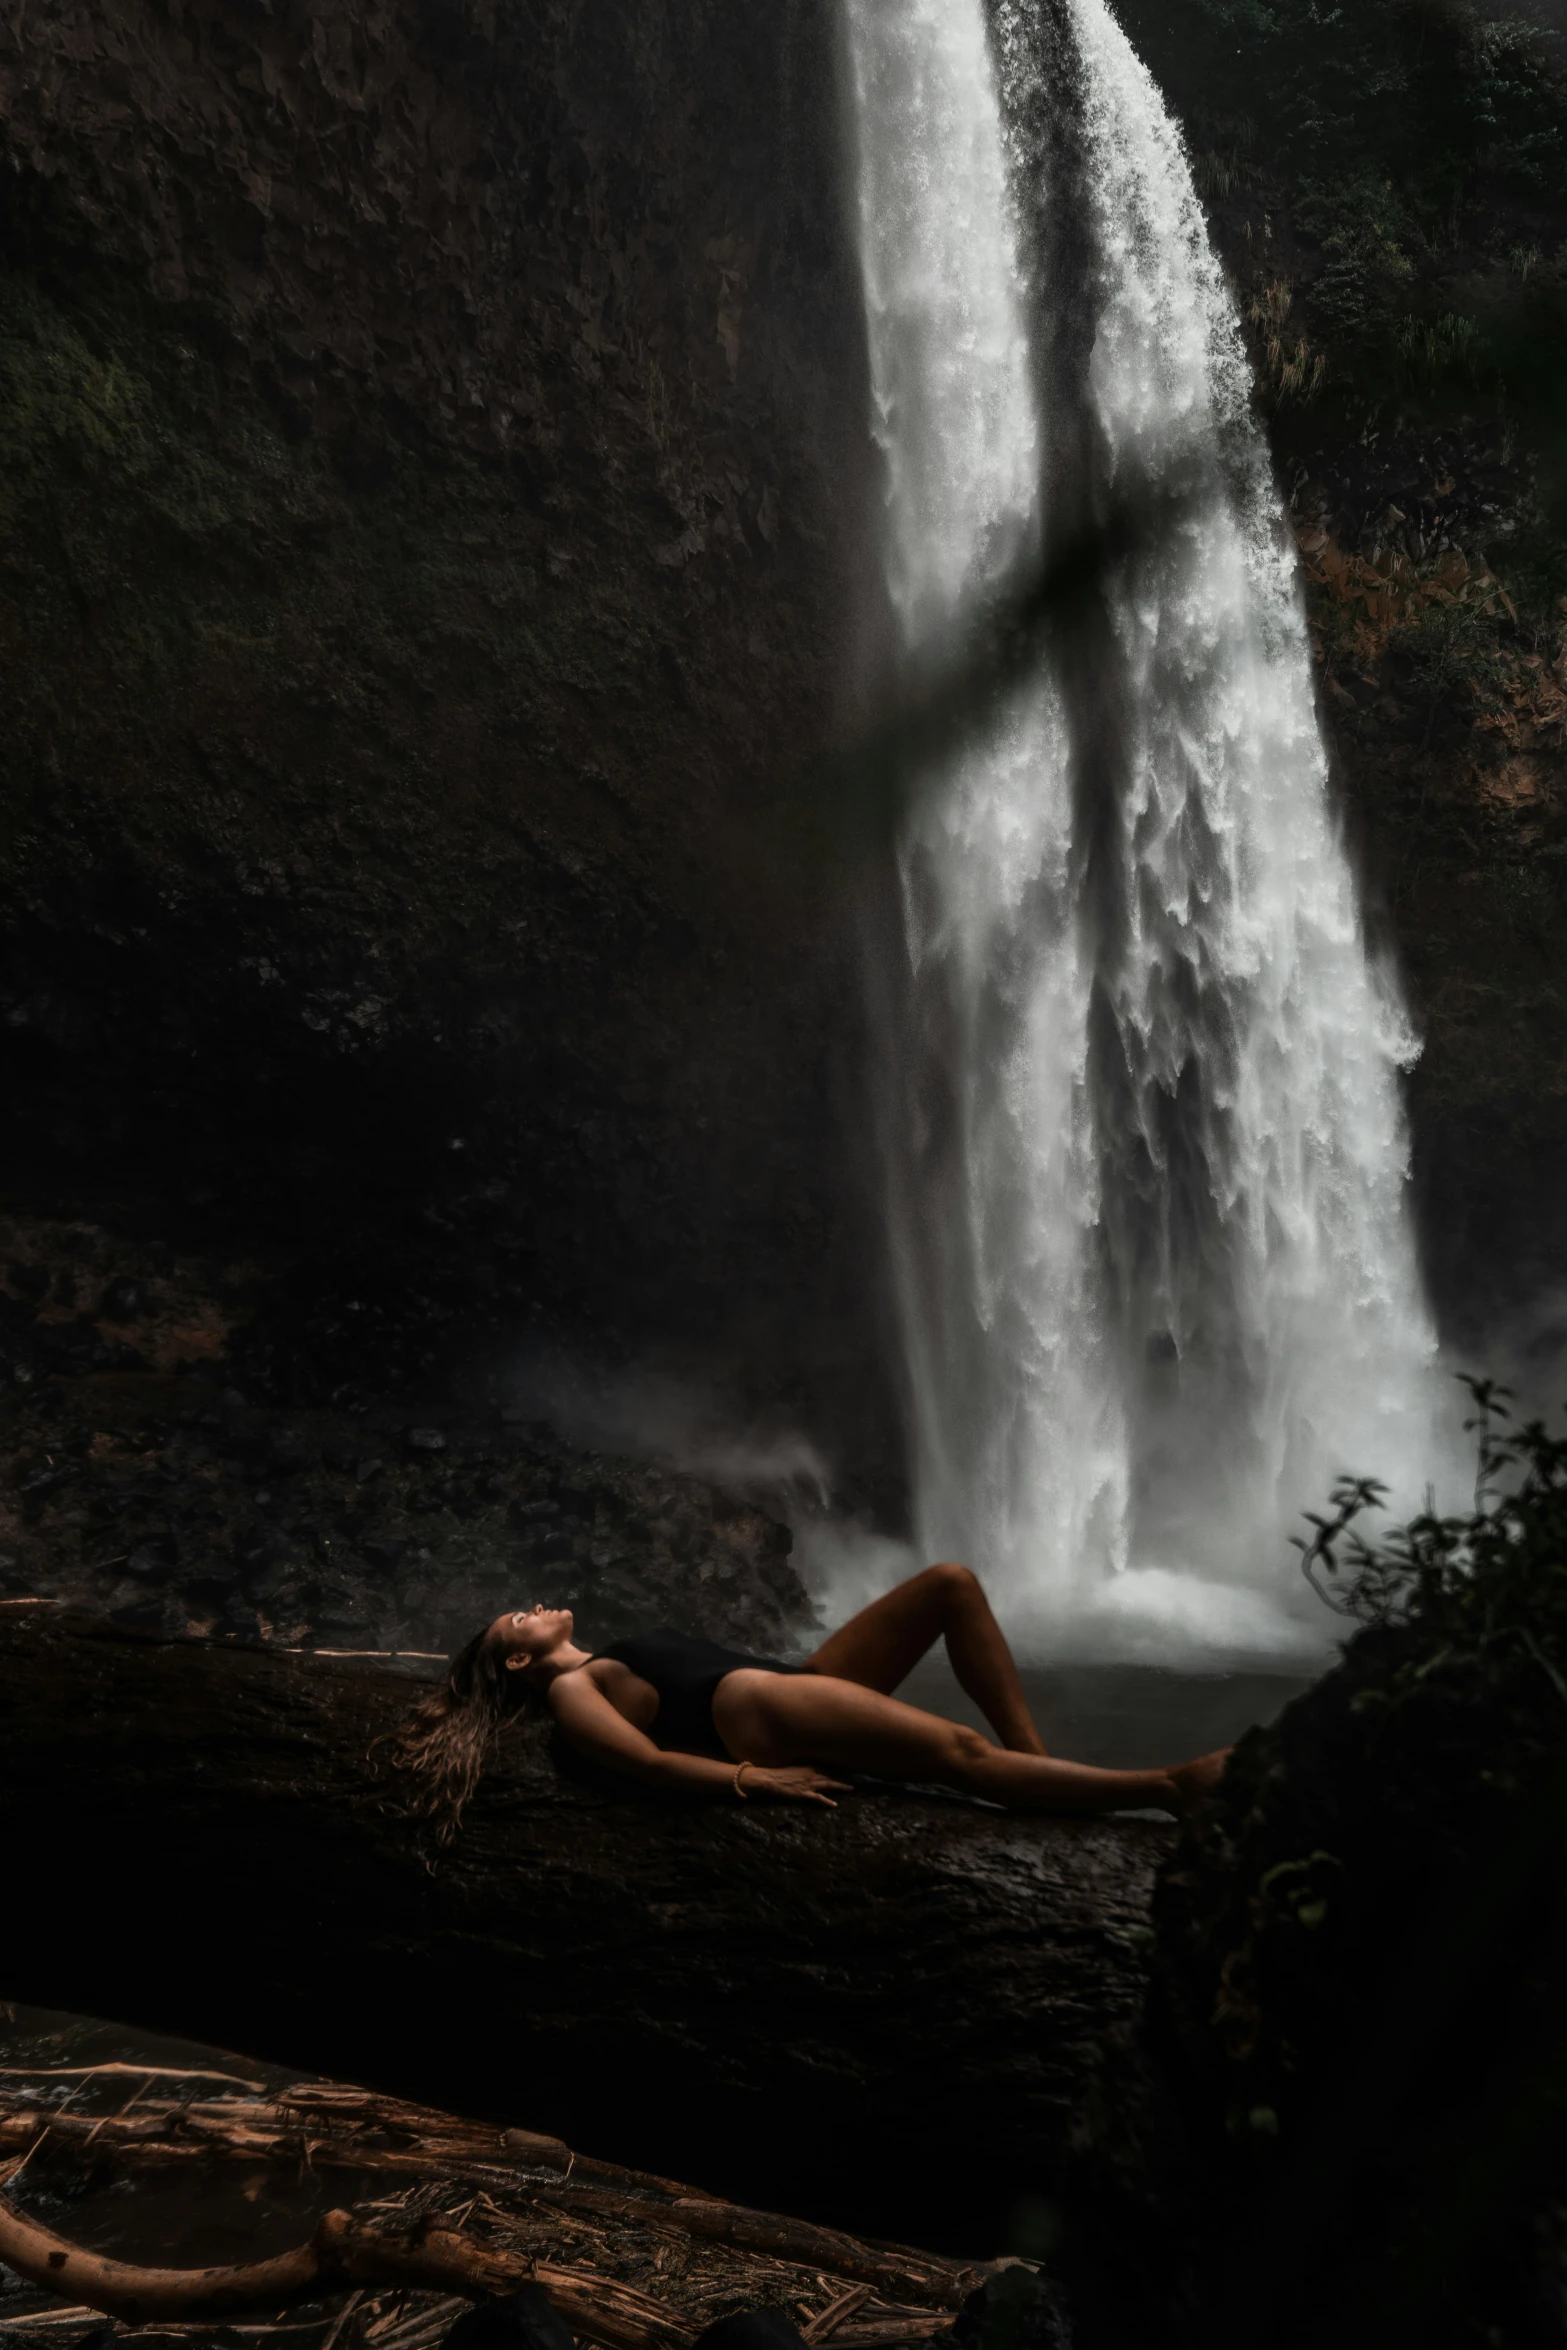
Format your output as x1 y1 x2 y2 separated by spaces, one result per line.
0 1210 813 1662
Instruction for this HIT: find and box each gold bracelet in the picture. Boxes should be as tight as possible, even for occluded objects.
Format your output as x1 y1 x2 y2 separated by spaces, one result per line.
733 1761 753 1800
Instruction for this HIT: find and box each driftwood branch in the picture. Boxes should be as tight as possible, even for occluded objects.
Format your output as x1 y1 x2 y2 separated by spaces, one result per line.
0 2191 337 2323
0 2064 268 2091
324 2215 696 2350
0 2087 984 2313
0 2196 694 2347
659 2203 974 2310
801 2285 871 2341
0 2089 571 2191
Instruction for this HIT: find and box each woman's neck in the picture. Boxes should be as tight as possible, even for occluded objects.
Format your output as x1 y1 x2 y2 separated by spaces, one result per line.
536 1639 594 1681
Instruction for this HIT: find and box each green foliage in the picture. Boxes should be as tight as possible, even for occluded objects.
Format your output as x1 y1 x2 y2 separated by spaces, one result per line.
1391 309 1487 390
1295 173 1414 277
1136 0 1567 197
1274 160 1502 418
1295 1379 1567 1699
1292 172 1420 384
1121 0 1567 472
1393 587 1507 721
1466 18 1567 192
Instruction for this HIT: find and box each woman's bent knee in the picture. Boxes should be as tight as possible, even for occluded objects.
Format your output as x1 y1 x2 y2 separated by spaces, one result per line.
942 1722 995 1780
925 1560 986 1616
928 1560 983 1600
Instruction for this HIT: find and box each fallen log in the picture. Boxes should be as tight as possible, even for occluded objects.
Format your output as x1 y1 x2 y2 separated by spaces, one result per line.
0 1611 1173 2244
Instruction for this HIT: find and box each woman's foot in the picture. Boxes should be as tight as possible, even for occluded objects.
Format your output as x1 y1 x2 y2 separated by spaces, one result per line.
1165 1748 1233 1815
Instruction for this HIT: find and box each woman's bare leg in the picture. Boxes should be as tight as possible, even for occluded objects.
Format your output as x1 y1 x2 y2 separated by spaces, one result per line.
713 1669 1226 1816
804 1564 1049 1755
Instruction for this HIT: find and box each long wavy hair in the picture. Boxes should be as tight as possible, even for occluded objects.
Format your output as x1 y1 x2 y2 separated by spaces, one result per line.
382 1619 536 1842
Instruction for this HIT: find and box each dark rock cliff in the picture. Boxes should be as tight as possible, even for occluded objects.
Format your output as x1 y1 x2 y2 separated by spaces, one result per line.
0 0 898 1472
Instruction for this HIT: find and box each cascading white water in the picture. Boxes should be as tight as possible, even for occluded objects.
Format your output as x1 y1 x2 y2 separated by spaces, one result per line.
841 0 1454 1661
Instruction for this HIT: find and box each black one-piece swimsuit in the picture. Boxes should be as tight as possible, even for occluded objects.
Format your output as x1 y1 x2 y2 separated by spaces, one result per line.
597 1627 806 1755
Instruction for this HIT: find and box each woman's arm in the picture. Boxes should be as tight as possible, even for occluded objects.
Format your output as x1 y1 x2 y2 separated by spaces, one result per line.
549 1675 845 1804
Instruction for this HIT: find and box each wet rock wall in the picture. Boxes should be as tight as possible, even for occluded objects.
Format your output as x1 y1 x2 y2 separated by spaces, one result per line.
0 0 900 1474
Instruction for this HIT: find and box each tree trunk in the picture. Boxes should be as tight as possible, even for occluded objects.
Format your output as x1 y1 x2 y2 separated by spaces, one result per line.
0 1610 1172 2248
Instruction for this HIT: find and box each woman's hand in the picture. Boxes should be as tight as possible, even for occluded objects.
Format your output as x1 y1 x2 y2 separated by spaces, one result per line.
736 1763 851 1807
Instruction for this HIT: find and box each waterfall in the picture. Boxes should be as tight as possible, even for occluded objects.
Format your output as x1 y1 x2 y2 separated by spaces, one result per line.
841 0 1453 1660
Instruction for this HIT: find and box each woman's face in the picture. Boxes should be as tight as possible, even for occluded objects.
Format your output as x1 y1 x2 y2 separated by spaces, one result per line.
493 1602 574 1674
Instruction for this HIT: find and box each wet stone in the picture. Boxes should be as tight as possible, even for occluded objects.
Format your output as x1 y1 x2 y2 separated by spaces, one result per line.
239 1531 295 1583
110 1596 184 1634
1 1377 814 1663
179 1574 236 1611
247 1557 301 1605
125 1540 178 1581
317 1588 375 1633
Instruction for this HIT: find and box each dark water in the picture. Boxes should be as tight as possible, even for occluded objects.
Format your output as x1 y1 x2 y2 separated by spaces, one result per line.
899 1654 1316 1767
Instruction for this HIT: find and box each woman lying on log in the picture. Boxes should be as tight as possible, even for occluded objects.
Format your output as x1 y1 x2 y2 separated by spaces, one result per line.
390 1562 1229 1837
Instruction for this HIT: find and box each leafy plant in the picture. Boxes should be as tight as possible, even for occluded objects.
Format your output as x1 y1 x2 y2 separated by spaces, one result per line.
1296 173 1416 279
1395 585 1509 730
1194 149 1243 201
1391 308 1489 393
1124 0 1567 462
1244 279 1325 402
1294 1377 1567 1700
